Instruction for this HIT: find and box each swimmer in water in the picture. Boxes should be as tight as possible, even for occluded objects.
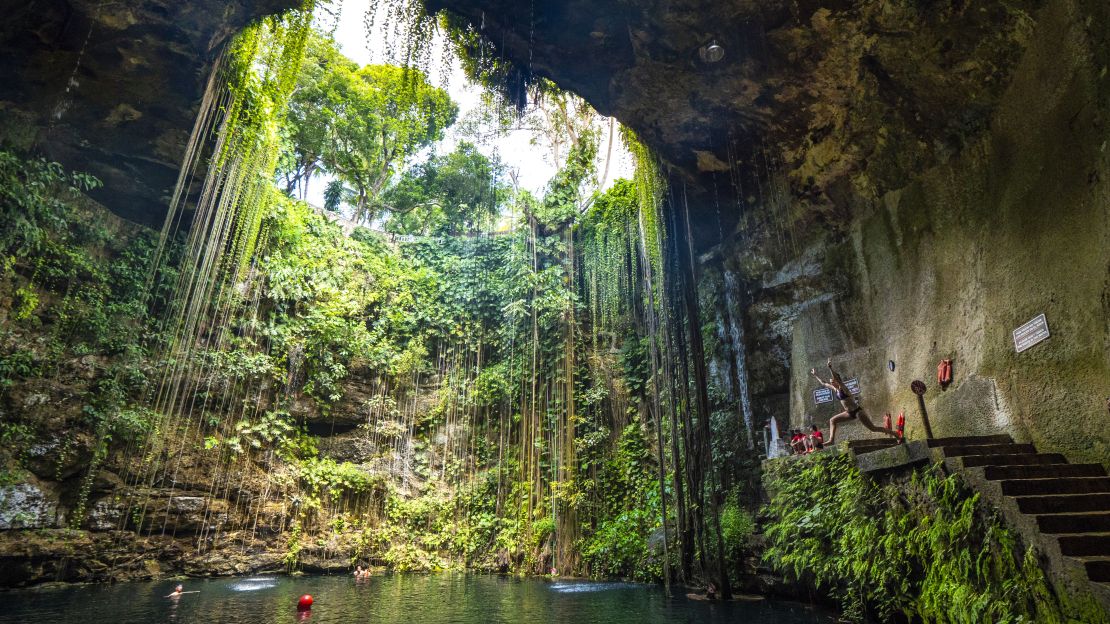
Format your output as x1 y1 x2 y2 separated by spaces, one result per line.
166 584 184 598
811 358 899 445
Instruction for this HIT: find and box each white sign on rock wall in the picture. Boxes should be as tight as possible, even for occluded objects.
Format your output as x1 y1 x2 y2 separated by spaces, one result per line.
1012 314 1050 353
813 378 861 405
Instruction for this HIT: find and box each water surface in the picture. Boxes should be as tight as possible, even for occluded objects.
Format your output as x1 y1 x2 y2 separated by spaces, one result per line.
3 574 833 623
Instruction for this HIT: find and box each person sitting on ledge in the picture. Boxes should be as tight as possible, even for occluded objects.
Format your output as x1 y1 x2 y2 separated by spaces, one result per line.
808 425 824 452
789 429 806 454
811 358 899 445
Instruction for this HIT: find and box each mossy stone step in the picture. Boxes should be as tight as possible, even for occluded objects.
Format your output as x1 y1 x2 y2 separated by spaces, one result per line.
1017 493 1110 515
926 435 1013 447
942 443 1037 457
1037 512 1110 534
960 453 1066 468
984 463 1106 480
1057 534 1110 557
1001 477 1110 497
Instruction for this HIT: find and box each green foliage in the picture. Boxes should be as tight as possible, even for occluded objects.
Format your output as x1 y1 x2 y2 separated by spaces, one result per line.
285 520 304 570
0 150 101 258
381 142 509 235
441 12 535 110
209 410 316 460
0 346 40 391
296 457 382 505
258 199 445 405
580 500 661 582
717 489 756 581
763 454 1099 623
278 32 458 221
579 424 663 581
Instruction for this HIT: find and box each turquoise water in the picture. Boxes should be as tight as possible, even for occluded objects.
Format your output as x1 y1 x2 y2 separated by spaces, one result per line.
2 574 833 623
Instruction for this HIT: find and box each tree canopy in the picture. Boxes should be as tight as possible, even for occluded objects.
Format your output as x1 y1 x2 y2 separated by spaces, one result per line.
380 141 510 236
277 33 458 222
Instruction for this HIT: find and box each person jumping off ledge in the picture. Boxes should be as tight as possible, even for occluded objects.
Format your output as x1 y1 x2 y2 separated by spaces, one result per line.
811 358 900 445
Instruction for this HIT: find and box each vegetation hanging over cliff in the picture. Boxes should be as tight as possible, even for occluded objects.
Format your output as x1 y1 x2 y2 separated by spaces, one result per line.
0 0 764 592
763 454 1107 623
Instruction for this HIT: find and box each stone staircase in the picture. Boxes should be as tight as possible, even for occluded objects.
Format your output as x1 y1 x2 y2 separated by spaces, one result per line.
846 433 1110 611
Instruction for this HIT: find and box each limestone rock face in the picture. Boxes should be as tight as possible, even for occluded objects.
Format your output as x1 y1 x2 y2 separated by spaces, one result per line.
0 483 60 529
0 0 298 225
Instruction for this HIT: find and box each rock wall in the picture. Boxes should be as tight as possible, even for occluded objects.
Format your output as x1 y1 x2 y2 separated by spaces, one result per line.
740 0 1110 465
0 0 297 225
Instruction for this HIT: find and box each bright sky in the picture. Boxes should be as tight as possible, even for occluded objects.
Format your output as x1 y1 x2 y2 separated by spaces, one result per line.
306 0 633 209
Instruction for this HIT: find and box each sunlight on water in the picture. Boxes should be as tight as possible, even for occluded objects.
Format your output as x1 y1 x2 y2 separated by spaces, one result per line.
230 577 279 592
548 582 641 593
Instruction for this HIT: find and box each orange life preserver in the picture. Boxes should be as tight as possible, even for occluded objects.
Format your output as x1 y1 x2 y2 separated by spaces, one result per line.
883 412 892 430
896 410 906 438
937 358 953 390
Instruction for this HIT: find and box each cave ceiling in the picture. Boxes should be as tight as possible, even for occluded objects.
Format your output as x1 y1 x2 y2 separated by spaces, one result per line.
426 0 1038 248
0 0 1037 242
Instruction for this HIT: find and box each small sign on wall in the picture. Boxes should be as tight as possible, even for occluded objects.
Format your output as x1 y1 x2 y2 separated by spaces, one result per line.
813 378 861 405
1013 313 1050 353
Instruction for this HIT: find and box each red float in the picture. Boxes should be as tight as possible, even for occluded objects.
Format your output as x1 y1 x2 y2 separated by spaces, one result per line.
297 594 314 611
937 358 953 390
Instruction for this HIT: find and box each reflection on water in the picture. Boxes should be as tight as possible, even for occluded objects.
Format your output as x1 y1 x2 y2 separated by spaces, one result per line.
2 574 834 624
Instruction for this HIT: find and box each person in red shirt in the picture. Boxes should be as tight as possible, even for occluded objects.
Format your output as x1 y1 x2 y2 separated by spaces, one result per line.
808 425 824 452
790 429 806 454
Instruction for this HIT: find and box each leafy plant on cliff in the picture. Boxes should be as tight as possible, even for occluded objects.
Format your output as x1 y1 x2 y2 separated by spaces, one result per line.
762 453 1100 623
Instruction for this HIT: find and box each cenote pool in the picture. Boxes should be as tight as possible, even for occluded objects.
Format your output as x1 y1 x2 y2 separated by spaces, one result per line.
2 574 833 623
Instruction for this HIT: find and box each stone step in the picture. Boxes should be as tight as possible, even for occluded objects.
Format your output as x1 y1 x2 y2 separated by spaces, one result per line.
1001 477 1110 497
984 463 1107 481
926 435 1014 448
846 438 899 448
1038 513 1110 534
1057 534 1110 557
960 453 1067 468
1016 493 1110 515
942 443 1036 457
846 439 900 455
1083 558 1110 582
